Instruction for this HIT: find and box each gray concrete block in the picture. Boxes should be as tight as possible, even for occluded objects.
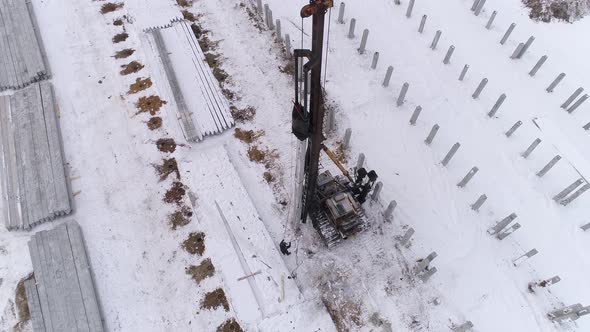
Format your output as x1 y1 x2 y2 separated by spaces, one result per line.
27 222 104 332
487 213 517 235
505 120 522 137
546 73 565 93
441 143 460 166
459 64 469 81
1 82 71 231
536 155 561 177
457 167 479 188
0 0 48 90
486 11 497 29
418 15 427 33
471 194 487 212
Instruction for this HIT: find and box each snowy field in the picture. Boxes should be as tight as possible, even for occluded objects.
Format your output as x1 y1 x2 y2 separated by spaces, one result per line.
1 0 590 331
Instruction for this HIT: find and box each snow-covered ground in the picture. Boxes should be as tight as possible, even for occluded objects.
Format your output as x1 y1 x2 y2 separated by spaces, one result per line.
2 0 590 331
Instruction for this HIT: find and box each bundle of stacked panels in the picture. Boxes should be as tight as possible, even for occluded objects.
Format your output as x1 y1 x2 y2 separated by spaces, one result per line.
25 221 104 332
0 0 48 91
147 20 234 142
0 82 70 230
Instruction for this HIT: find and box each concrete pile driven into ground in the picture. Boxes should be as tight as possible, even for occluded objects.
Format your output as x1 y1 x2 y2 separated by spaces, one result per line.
0 82 71 231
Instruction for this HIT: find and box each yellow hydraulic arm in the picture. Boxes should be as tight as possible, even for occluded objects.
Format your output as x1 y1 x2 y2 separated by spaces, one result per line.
321 144 354 182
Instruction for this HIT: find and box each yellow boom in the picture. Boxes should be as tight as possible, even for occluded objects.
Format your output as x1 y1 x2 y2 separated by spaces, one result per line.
321 144 354 182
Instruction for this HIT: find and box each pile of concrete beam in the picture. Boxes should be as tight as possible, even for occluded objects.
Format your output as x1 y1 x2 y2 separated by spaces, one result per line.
148 20 234 142
0 0 48 91
25 221 104 332
0 82 71 230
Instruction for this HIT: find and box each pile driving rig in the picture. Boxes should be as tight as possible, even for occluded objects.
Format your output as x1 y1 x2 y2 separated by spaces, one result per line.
291 0 378 248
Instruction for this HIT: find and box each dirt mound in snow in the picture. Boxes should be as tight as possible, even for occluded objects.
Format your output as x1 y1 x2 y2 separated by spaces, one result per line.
234 128 263 144
155 158 180 181
230 106 256 123
217 318 243 332
186 258 215 284
182 232 205 255
176 0 193 8
100 2 123 14
120 61 144 75
201 288 229 312
136 95 166 115
13 275 32 331
156 138 176 153
147 117 162 130
164 182 186 205
523 0 590 22
128 77 153 94
182 10 198 22
112 33 128 43
114 48 135 59
168 207 192 230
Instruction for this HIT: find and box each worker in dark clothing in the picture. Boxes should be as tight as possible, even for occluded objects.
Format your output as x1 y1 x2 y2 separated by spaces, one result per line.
280 240 292 255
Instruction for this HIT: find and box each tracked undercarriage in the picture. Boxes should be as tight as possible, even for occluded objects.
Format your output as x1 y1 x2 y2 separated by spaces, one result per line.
310 171 369 248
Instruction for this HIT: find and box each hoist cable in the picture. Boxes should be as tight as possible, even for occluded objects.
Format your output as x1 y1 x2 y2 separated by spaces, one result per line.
323 7 332 88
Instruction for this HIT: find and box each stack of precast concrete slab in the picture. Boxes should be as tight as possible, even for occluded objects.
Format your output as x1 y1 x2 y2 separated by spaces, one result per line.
0 0 48 91
25 221 104 332
147 20 234 142
0 82 71 230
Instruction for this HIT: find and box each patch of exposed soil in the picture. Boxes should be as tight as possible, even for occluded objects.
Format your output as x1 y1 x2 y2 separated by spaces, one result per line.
112 32 129 43
176 0 193 7
213 67 229 83
230 106 256 122
203 52 228 83
217 318 244 332
14 275 31 330
136 95 166 115
182 10 198 22
222 88 236 101
113 18 124 26
100 2 124 14
114 48 135 59
204 53 220 68
247 145 279 169
322 296 363 332
201 288 230 312
245 5 265 32
334 141 348 164
189 22 219 55
155 158 180 181
147 117 162 130
280 60 295 76
200 35 219 54
164 181 186 205
156 138 177 153
128 77 153 94
247 145 266 163
263 171 275 183
120 61 144 75
169 206 192 230
186 258 215 284
523 0 589 22
233 128 263 144
182 232 205 255
190 22 209 39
